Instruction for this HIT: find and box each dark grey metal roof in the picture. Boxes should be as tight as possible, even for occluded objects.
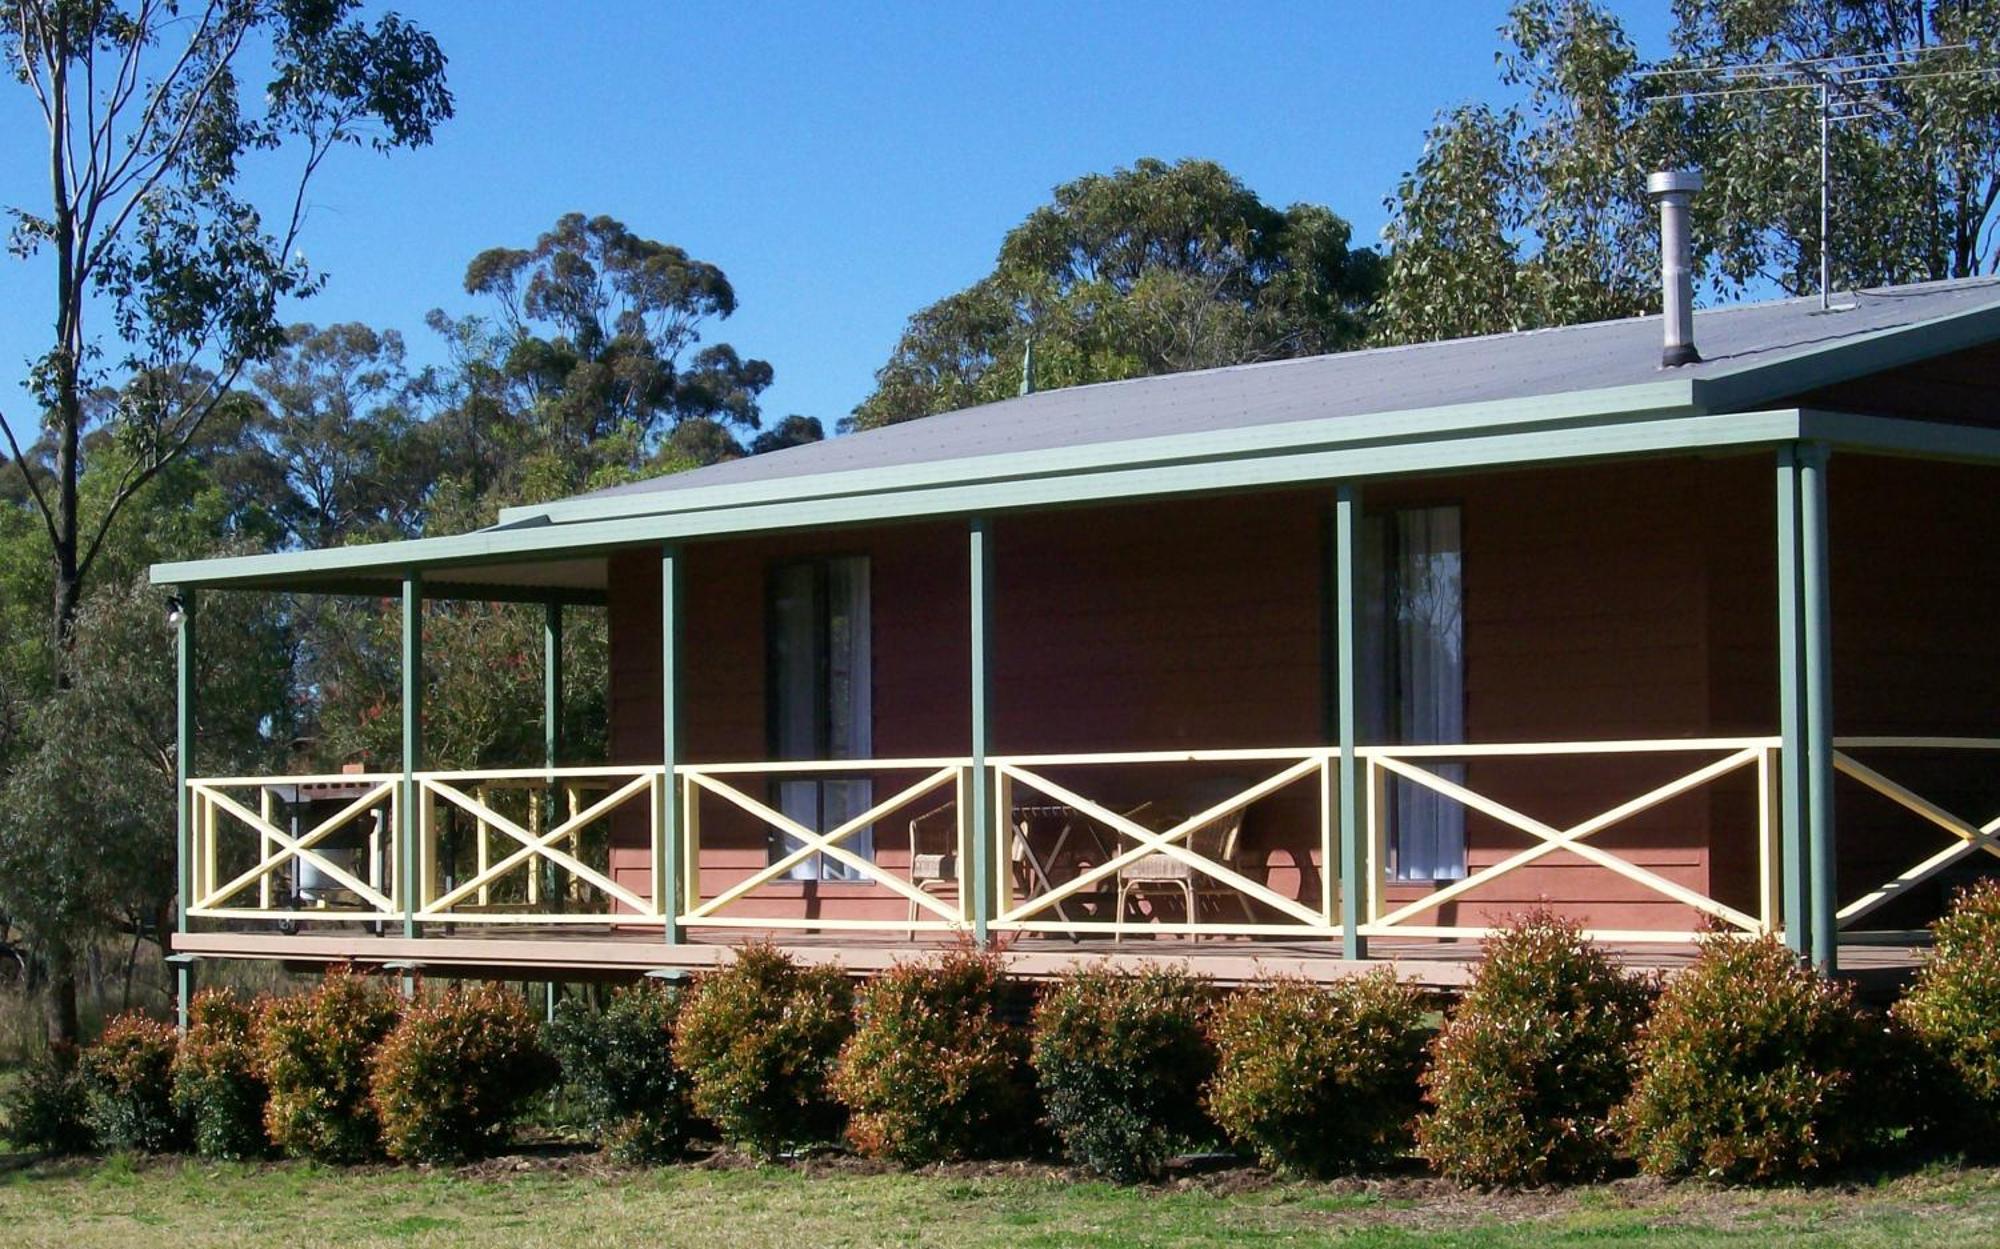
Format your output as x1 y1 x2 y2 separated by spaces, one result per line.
573 277 2000 503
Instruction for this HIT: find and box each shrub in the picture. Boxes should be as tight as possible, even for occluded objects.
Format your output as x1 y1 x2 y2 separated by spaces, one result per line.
256 967 401 1162
1416 912 1652 1187
1030 964 1215 1181
547 981 696 1163
2 1048 94 1154
672 944 854 1159
170 989 268 1160
371 982 557 1163
1206 971 1430 1177
78 1012 183 1153
1893 878 2000 1151
831 949 1034 1164
1620 935 1888 1183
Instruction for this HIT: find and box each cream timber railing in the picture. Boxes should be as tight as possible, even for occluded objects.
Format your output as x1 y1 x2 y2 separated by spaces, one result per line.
413 767 658 924
987 749 1338 939
1831 737 2000 936
1353 738 1785 944
186 773 401 922
676 758 975 933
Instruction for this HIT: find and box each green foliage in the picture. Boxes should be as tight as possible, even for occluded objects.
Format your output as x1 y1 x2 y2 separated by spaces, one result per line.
370 983 556 1163
170 989 268 1161
1378 0 2000 347
1029 965 1216 1181
2 1048 94 1153
1206 972 1430 1177
1620 935 1886 1183
255 969 401 1162
1416 913 1652 1186
547 982 697 1164
78 1012 182 1154
831 949 1035 1165
852 157 1380 429
1895 880 2000 1150
672 945 855 1159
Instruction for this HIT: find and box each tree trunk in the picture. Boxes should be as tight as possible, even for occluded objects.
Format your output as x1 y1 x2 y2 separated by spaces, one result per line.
44 940 79 1049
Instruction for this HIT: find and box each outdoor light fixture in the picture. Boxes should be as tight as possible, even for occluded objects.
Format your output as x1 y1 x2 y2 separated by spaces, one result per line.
165 594 186 628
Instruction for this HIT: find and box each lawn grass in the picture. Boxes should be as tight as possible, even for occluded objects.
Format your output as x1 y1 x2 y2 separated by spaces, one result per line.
2 1154 1999 1248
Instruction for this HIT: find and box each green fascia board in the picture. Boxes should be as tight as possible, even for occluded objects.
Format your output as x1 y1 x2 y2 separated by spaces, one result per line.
495 379 1704 528
1796 408 2000 462
155 405 1794 593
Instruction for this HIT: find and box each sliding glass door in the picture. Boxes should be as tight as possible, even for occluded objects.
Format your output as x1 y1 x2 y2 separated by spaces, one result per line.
768 556 873 880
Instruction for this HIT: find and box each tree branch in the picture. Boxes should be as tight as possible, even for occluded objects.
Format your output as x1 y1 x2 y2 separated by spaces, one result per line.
0 407 60 551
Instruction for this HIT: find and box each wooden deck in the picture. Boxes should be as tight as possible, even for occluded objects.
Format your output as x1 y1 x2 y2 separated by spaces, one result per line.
172 925 1930 997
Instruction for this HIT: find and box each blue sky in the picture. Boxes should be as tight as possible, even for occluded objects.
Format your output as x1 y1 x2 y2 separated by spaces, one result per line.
0 1 1673 434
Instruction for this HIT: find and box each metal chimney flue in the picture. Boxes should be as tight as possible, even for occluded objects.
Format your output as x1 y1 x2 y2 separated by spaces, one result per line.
1647 170 1703 368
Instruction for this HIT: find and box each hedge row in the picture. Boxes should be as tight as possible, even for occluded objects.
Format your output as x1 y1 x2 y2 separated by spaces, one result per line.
9 880 2000 1183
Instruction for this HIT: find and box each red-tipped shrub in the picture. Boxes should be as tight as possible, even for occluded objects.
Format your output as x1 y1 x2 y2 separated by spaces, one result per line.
171 989 268 1159
832 949 1034 1164
1417 913 1652 1186
1030 964 1216 1181
1893 878 2000 1152
1621 935 1890 1182
371 982 556 1163
673 944 854 1159
1207 971 1430 1176
256 967 401 1162
79 1013 182 1153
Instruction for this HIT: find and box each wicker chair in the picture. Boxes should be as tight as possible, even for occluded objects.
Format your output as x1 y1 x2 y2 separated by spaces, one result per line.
1114 793 1256 940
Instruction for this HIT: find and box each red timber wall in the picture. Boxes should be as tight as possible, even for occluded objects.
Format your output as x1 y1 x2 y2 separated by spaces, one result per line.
601 449 1998 933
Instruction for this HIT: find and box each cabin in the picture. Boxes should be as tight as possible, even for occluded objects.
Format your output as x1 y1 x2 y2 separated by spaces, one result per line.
153 269 2000 1000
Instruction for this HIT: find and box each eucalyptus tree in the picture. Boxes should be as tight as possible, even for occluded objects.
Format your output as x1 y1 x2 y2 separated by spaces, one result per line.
0 0 450 1043
1376 0 2000 346
850 158 1383 430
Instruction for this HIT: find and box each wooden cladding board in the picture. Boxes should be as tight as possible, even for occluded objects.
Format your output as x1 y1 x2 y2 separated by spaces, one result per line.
592 454 1840 932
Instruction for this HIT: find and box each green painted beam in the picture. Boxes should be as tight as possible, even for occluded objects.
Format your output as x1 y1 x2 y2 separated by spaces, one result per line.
174 589 196 1032
400 574 423 961
968 517 994 947
1798 408 2000 464
659 544 683 946
153 410 1815 595
544 601 564 920
1334 485 1365 960
1775 448 1809 958
1798 443 1838 973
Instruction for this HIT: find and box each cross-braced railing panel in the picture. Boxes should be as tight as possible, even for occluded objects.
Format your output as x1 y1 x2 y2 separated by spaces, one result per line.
988 750 1336 938
1832 739 2000 933
678 760 971 932
1357 739 1780 944
417 769 659 923
186 775 400 921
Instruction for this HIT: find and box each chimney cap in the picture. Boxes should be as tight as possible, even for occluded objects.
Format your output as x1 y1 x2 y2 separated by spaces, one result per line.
1647 169 1704 197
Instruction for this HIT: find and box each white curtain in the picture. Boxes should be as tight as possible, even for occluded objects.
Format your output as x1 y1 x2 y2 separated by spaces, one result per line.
1362 507 1466 881
772 558 873 880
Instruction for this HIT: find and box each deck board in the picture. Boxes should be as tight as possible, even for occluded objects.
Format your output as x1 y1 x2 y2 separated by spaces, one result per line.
172 926 1927 995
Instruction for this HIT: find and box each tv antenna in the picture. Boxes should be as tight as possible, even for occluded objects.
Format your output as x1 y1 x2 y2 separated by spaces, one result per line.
1638 45 2000 310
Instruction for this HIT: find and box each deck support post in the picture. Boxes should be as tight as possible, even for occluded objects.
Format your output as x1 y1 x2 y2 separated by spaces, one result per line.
1798 444 1837 972
400 573 423 995
174 588 196 1031
969 517 994 947
1777 444 1837 970
544 600 563 1015
659 544 684 946
1333 485 1367 960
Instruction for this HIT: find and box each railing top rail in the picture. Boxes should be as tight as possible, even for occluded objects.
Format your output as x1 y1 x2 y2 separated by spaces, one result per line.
680 757 973 775
190 773 400 788
1359 737 1782 759
1834 736 2000 751
416 765 656 782
992 748 1325 766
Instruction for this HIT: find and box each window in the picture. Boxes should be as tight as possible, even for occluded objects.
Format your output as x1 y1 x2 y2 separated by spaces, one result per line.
768 556 873 880
1360 506 1466 881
